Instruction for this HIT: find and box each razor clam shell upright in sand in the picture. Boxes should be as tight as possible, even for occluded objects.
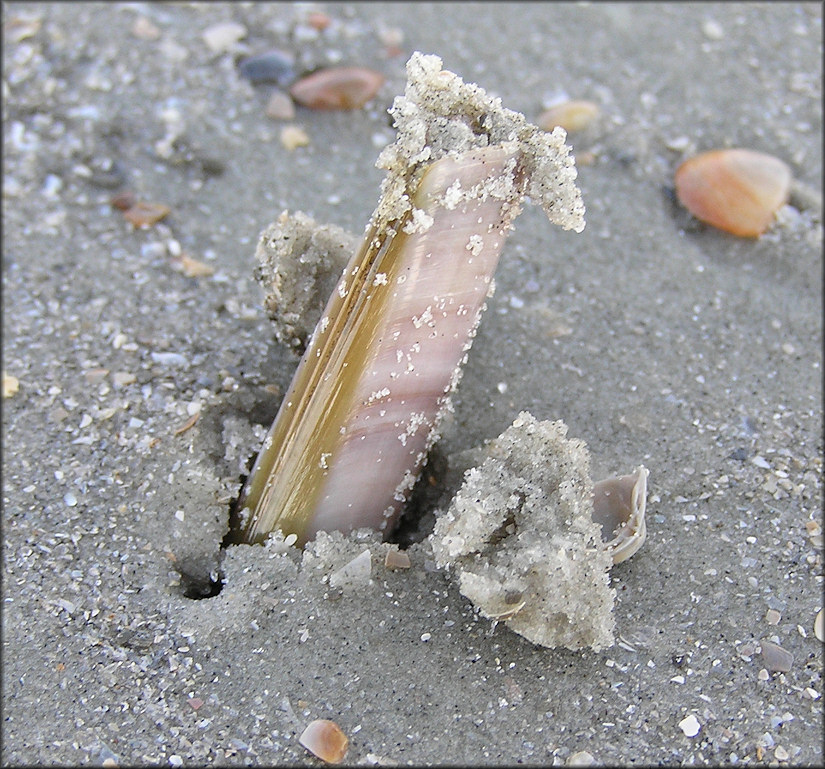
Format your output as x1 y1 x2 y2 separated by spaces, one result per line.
237 53 585 546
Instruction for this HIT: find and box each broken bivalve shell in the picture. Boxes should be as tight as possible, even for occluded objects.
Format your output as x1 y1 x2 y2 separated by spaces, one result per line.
299 719 349 764
674 148 792 237
384 548 411 570
759 640 794 672
592 466 649 564
289 66 384 110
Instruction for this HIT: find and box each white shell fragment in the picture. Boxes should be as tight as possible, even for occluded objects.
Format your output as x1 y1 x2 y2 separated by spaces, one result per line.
591 466 649 564
678 714 701 737
759 640 794 672
328 548 372 589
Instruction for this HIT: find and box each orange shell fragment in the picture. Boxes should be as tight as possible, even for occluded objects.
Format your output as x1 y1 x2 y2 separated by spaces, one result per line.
289 66 384 110
299 719 349 764
674 148 791 237
306 11 331 31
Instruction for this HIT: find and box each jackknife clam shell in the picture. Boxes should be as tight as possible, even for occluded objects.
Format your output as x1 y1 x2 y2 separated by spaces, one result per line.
236 53 584 547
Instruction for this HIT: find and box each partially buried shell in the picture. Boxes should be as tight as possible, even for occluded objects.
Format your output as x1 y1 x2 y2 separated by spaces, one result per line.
592 466 649 564
235 53 585 547
674 148 791 237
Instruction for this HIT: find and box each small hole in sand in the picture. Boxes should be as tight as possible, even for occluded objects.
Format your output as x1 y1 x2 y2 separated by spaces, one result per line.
180 570 224 600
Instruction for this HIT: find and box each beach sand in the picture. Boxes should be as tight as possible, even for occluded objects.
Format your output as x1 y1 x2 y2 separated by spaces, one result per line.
2 3 822 765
